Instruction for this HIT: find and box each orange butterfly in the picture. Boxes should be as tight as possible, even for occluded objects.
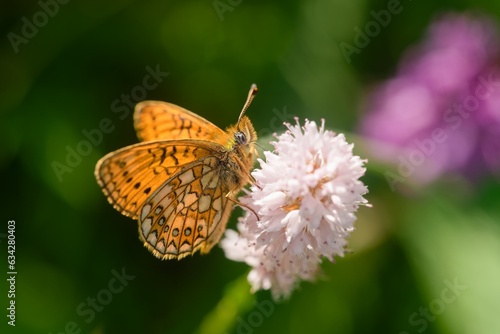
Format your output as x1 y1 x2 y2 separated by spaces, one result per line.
95 85 258 260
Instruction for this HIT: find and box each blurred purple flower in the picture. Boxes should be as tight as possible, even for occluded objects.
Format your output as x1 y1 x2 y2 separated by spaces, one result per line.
360 12 500 187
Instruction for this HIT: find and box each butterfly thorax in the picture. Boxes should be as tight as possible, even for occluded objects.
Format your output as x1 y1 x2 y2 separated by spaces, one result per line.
222 115 257 193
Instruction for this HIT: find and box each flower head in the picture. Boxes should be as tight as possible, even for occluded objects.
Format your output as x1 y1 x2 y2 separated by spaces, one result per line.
221 119 369 299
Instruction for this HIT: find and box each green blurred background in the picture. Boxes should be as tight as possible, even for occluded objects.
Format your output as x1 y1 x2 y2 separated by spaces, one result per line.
1 0 500 333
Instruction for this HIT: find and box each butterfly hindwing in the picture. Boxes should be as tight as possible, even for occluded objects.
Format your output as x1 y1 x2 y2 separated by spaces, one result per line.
138 156 234 259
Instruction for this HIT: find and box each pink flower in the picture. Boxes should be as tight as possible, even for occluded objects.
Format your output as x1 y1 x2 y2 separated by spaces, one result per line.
221 119 369 299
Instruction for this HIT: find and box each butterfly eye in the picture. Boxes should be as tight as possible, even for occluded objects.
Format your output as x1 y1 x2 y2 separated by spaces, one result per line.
235 131 247 145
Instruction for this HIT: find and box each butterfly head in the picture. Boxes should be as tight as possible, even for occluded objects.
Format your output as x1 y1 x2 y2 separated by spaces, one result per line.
235 115 257 145
228 84 258 153
226 115 257 153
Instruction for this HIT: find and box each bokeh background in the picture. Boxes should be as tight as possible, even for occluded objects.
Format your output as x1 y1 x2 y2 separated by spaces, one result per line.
2 0 500 333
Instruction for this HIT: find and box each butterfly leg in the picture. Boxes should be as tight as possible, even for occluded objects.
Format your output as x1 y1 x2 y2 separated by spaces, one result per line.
225 189 260 221
248 173 261 190
234 157 262 190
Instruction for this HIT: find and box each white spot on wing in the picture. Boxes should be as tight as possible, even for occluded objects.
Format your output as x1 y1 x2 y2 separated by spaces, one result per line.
175 185 187 198
179 241 191 253
202 164 212 174
141 204 151 221
200 171 214 189
199 195 211 212
184 192 197 207
213 211 221 225
156 240 165 253
212 197 222 211
141 217 152 235
147 231 157 245
153 184 173 202
209 175 219 189
179 169 195 185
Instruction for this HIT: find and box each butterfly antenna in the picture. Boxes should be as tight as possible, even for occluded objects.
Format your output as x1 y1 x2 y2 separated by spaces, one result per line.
238 84 258 122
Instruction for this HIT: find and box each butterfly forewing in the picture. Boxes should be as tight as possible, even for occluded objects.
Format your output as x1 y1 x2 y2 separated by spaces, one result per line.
134 101 229 143
138 156 234 260
95 140 224 219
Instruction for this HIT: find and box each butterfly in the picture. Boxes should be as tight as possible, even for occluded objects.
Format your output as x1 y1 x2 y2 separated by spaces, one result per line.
95 84 258 260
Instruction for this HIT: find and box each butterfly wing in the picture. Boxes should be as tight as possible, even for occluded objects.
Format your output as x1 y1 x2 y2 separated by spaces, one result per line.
138 156 235 260
98 100 253 259
95 139 224 220
134 101 229 143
